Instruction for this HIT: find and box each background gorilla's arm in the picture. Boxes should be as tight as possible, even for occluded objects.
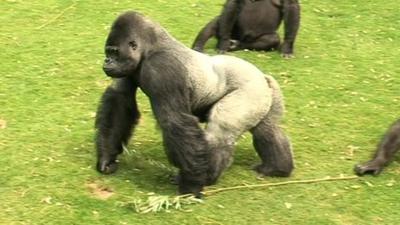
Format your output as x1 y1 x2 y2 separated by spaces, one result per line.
217 0 242 53
281 0 301 57
192 17 219 52
96 77 140 174
139 53 210 196
355 119 400 175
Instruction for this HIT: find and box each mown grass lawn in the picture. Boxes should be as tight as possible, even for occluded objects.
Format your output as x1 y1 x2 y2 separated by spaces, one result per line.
1 0 399 224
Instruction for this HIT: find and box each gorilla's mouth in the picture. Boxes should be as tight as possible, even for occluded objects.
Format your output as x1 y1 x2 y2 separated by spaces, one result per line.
103 67 127 78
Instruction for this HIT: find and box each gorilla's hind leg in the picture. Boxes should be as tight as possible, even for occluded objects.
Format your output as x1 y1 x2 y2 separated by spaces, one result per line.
251 118 293 177
231 34 280 52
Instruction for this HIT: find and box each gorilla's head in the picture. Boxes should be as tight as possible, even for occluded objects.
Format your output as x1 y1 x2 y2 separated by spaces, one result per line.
102 11 157 78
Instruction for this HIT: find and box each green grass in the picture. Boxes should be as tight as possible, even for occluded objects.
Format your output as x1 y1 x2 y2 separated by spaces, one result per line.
1 0 399 224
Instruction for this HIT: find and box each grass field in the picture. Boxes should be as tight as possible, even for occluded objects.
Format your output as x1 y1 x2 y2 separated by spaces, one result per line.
1 0 399 224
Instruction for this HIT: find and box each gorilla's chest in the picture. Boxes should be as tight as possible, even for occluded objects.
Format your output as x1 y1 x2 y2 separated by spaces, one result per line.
237 0 281 32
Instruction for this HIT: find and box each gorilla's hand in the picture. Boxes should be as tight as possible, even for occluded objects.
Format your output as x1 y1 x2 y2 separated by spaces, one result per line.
280 41 294 59
97 155 119 174
177 171 205 198
354 161 383 176
178 182 203 199
217 39 231 54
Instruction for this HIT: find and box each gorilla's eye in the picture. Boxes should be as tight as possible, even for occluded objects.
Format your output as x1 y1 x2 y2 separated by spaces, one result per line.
128 41 137 50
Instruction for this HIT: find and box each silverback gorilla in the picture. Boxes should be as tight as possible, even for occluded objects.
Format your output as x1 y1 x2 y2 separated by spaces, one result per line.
192 0 300 57
95 11 293 197
355 119 400 176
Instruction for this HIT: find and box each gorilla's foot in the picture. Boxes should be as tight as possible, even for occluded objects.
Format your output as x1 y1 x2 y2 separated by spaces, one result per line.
205 175 219 186
254 164 292 177
178 181 204 198
217 50 227 54
281 53 294 59
354 161 384 176
192 46 204 52
171 174 217 187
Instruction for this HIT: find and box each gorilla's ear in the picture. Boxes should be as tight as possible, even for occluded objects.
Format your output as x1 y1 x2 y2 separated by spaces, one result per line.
271 0 281 7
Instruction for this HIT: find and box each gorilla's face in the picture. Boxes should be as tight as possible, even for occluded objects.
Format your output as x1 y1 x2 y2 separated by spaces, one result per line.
103 30 142 78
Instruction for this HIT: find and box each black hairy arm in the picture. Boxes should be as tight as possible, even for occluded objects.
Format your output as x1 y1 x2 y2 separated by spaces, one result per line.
217 0 242 52
139 53 210 196
281 0 300 56
95 76 140 174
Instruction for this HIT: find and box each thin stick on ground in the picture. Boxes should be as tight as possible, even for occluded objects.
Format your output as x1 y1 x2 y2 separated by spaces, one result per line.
126 175 360 213
203 175 359 196
36 3 77 30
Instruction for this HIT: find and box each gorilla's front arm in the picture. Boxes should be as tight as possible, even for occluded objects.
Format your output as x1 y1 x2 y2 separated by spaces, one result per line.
217 0 242 52
95 77 140 174
355 119 400 175
281 0 301 56
139 53 210 195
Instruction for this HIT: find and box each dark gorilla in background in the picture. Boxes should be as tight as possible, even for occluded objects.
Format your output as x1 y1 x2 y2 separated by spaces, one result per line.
95 11 293 197
355 119 400 176
192 0 300 57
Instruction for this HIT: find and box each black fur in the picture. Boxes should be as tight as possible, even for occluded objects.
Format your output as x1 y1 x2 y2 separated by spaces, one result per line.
140 53 210 195
251 118 293 177
192 0 301 57
355 119 400 176
95 76 140 174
